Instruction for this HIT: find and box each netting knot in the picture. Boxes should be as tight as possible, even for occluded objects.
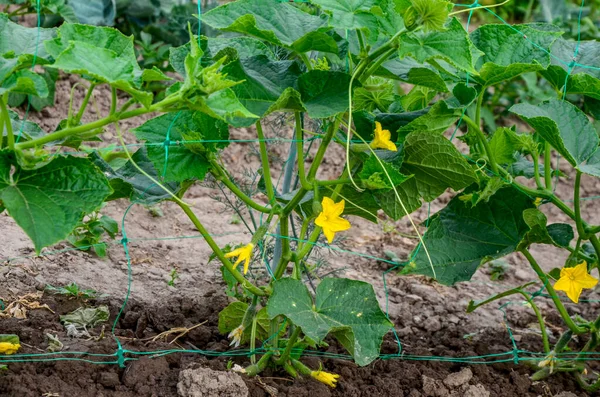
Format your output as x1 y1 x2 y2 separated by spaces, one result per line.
512 349 520 365
120 237 129 245
568 60 576 69
468 0 479 7
116 346 126 368
163 138 171 147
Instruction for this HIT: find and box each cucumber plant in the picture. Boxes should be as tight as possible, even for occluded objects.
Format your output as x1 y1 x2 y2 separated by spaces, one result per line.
2 0 600 390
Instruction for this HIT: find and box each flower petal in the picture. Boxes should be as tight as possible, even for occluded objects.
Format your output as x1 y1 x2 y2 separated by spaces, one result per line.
322 227 335 244
577 273 599 289
326 217 351 232
315 212 329 228
553 277 572 293
566 284 583 303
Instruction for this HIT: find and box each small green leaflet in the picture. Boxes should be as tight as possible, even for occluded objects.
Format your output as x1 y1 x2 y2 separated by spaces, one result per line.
0 152 112 253
203 0 338 54
381 57 448 92
510 99 600 175
218 302 272 343
397 100 463 138
398 18 480 74
89 148 179 204
359 153 412 190
403 186 535 285
134 111 228 183
518 208 574 250
267 278 393 366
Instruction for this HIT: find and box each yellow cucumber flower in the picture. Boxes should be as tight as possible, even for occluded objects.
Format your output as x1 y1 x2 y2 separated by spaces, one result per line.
369 121 397 151
554 261 598 303
315 197 351 244
224 243 254 274
0 342 20 355
228 325 244 348
534 197 543 207
310 369 340 388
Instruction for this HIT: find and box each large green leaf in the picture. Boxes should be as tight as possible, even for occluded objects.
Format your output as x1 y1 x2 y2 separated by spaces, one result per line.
298 70 355 119
222 55 304 117
0 13 56 60
267 278 393 366
359 153 412 190
203 0 338 54
133 111 227 183
376 131 476 219
0 70 48 97
470 23 562 86
400 131 475 199
0 152 111 253
403 186 535 285
2 110 45 144
208 36 275 60
398 18 479 74
510 99 599 172
311 0 378 30
45 24 151 106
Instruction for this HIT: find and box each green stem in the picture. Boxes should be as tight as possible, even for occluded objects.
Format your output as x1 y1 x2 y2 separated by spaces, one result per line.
177 201 265 296
532 147 544 190
299 53 313 71
574 171 587 238
0 95 12 150
544 142 553 189
109 87 117 116
210 160 274 214
360 48 397 83
274 326 302 365
255 121 276 204
297 217 311 252
295 112 312 190
588 235 600 272
273 215 291 279
73 83 96 124
462 115 499 174
245 352 273 376
307 117 341 181
521 249 586 334
16 94 182 150
316 179 351 186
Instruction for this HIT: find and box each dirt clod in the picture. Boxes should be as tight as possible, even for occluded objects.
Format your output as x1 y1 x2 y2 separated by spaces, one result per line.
443 368 473 388
177 367 249 397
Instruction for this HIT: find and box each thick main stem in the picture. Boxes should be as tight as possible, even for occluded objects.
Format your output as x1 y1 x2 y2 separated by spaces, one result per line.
574 171 586 238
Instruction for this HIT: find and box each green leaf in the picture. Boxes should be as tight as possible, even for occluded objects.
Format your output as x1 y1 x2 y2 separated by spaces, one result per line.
0 70 48 97
452 83 477 106
359 153 412 190
208 36 275 60
89 148 179 204
541 66 600 100
45 24 151 107
400 86 435 112
69 0 116 25
298 70 355 119
382 57 448 92
199 88 259 127
398 18 479 74
510 99 599 171
2 110 45 143
203 0 337 54
0 152 112 253
488 127 525 165
222 55 304 117
400 131 476 201
470 23 562 86
0 13 56 60
218 302 272 342
397 100 463 138
267 278 393 366
374 178 422 219
133 111 227 182
60 306 109 329
518 208 574 250
311 0 378 30
404 186 535 285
